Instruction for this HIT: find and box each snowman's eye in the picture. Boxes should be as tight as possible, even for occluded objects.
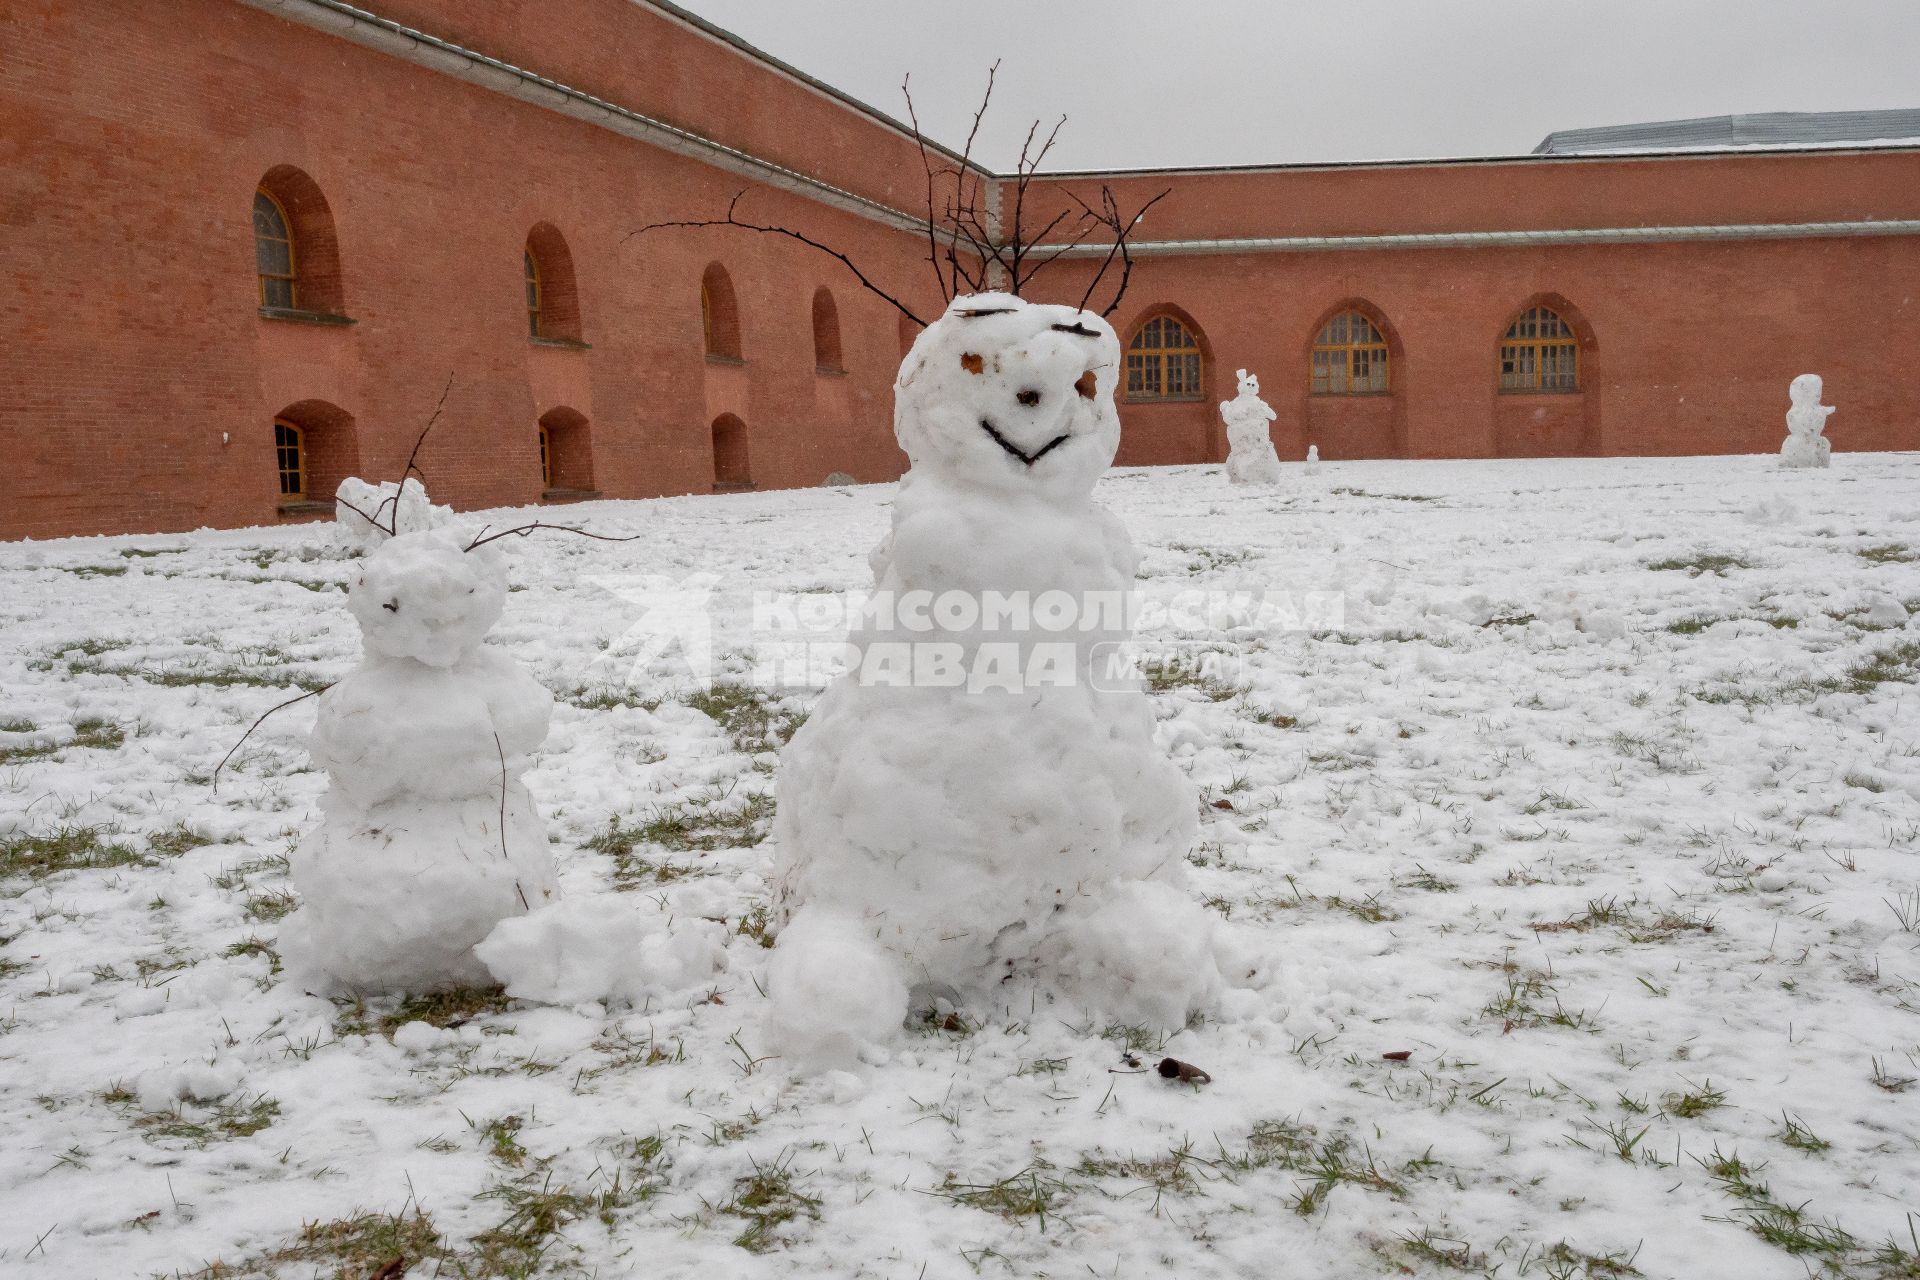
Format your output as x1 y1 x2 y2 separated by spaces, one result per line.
1016 389 1040 407
960 353 984 375
1075 370 1097 400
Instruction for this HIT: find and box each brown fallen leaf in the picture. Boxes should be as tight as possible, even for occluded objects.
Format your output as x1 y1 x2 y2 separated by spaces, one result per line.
1157 1057 1212 1084
369 1257 409 1279
1210 798 1235 811
1382 1050 1413 1062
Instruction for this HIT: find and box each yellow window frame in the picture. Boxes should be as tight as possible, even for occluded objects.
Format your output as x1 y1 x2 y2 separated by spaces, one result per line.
254 188 297 310
1311 311 1390 395
525 249 543 338
1124 315 1204 402
1498 306 1580 392
274 418 306 499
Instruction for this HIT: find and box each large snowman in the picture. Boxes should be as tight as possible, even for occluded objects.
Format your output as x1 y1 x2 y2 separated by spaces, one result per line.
281 527 557 993
1221 368 1283 485
766 293 1240 1067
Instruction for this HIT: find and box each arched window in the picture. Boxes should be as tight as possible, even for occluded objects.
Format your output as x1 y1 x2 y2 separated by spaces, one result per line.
701 264 741 360
712 413 750 489
254 191 297 309
273 418 306 498
1311 311 1389 394
812 287 843 372
1499 306 1579 392
253 168 344 315
525 251 542 337
524 224 582 342
1125 314 1203 401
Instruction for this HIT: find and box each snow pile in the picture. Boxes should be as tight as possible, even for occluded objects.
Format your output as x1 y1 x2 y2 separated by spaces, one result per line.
476 894 730 1007
1220 368 1282 485
1779 373 1835 469
280 527 558 993
766 293 1250 1070
334 476 451 550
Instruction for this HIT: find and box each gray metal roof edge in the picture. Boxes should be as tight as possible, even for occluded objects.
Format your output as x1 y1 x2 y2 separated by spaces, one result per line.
638 0 978 170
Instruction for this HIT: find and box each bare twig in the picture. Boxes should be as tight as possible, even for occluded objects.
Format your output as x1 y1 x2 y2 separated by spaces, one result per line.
628 193 926 327
370 375 455 535
463 521 646 552
213 686 329 791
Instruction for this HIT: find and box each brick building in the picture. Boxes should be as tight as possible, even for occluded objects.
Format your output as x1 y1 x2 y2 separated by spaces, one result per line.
3 0 1917 540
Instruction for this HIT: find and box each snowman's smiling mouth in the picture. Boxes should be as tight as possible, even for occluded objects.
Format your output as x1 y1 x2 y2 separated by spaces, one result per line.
980 418 1070 467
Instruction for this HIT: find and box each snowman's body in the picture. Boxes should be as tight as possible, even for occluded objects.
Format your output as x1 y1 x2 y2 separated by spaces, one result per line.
1221 370 1282 485
767 294 1229 1067
282 529 556 993
1779 373 1834 469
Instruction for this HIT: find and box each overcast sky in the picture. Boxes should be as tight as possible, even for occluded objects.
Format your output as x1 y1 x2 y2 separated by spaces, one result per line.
678 0 1920 170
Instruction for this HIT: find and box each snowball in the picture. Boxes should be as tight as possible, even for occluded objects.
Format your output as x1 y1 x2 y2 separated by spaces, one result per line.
1575 609 1629 641
1862 594 1909 628
136 1062 239 1113
392 1020 449 1054
475 896 728 1007
117 988 167 1019
764 909 910 1071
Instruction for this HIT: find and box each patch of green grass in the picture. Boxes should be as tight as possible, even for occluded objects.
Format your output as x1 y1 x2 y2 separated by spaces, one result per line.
1663 1081 1727 1119
1524 1240 1645 1278
1842 641 1920 694
558 683 661 711
1483 968 1595 1031
223 936 282 975
723 1151 823 1252
68 564 129 578
243 888 298 923
0 737 58 766
1326 892 1397 923
477 1114 528 1166
1665 615 1731 635
1330 487 1439 503
1778 1114 1830 1153
1702 1148 1859 1258
337 985 513 1039
0 717 35 733
133 1094 281 1147
1858 543 1917 564
685 682 807 754
586 790 776 880
1139 655 1240 701
0 825 149 878
119 546 184 559
1647 552 1753 577
935 1162 1073 1230
150 822 212 857
184 1204 446 1278
69 716 126 750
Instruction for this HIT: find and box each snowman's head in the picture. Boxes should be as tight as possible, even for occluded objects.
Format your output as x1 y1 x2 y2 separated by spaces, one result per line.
1237 369 1258 398
1790 373 1823 406
894 293 1121 498
347 528 507 666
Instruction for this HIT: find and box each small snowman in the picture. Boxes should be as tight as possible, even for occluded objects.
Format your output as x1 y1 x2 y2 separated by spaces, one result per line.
281 526 557 994
1221 369 1282 485
1779 373 1834 469
1305 444 1321 474
766 293 1246 1068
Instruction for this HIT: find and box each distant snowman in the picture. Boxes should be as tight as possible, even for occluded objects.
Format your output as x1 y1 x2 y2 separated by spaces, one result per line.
1221 368 1282 485
1305 444 1321 474
281 527 557 994
766 293 1246 1069
1779 373 1834 469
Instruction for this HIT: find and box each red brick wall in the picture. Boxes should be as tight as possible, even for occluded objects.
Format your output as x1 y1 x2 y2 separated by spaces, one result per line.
2 0 1916 540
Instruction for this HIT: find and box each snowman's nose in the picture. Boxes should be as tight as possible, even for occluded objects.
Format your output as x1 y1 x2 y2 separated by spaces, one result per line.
1016 389 1041 407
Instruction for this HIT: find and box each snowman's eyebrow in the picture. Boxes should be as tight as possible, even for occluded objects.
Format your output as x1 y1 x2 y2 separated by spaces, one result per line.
957 308 1018 318
1051 322 1099 338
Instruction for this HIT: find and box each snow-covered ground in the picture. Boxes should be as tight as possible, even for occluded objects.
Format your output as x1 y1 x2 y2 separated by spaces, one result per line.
2 454 1918 1279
